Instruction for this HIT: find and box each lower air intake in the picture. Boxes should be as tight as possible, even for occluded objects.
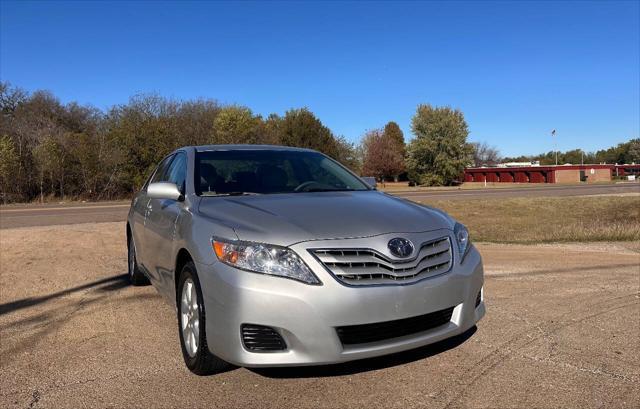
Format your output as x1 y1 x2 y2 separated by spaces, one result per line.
241 324 287 352
336 306 455 345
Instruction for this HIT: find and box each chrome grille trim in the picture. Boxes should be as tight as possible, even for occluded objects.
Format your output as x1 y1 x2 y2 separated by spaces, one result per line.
311 236 453 286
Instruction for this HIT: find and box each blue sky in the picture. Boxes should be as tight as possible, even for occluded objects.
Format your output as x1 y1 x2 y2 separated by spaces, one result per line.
1 0 638 156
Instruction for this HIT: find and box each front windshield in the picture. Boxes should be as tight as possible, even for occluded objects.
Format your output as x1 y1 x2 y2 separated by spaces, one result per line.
195 149 369 196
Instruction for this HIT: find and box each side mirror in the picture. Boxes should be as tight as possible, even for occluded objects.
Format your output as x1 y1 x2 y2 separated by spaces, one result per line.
362 176 377 189
147 182 183 201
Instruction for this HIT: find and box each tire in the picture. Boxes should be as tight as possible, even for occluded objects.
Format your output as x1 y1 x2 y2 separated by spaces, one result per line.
177 261 229 375
127 233 149 286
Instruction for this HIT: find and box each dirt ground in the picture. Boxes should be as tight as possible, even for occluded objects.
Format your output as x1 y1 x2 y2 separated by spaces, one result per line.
1 222 639 409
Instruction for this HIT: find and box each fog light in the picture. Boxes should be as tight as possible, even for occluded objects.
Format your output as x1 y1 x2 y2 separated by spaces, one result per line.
241 324 287 352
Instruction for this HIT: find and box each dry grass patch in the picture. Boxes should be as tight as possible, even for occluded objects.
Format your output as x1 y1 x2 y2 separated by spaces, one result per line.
418 196 640 243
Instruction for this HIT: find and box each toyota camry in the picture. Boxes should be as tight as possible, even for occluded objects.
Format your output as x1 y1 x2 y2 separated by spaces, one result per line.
126 145 485 375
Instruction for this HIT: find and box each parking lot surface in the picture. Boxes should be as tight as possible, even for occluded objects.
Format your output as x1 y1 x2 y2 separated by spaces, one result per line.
1 223 639 408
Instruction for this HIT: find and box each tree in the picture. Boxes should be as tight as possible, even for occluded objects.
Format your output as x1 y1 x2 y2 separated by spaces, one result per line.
361 129 405 182
212 106 264 145
383 121 405 152
627 139 640 163
174 99 220 146
561 149 586 165
2 83 371 202
382 121 406 181
503 139 640 166
107 94 183 189
0 135 18 203
333 135 361 173
33 136 61 201
406 104 472 186
263 113 284 146
0 82 27 116
469 142 501 167
595 139 640 164
274 108 340 158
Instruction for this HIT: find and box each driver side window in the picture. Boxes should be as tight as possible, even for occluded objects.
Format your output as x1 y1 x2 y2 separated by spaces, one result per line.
150 155 175 185
166 152 187 194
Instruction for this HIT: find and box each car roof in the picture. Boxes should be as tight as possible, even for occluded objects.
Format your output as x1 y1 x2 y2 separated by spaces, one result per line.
192 144 317 153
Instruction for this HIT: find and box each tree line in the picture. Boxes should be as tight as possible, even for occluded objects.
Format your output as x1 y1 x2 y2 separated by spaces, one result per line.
502 139 640 166
1 81 635 203
0 82 361 203
0 82 476 203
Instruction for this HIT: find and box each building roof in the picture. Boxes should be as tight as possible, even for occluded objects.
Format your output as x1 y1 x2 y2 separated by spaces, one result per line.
465 164 617 172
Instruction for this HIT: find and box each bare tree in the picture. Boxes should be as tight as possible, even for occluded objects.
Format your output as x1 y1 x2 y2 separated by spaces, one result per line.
470 142 501 167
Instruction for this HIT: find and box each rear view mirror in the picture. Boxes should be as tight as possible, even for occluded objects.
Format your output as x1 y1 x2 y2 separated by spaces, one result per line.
147 182 183 201
362 177 377 189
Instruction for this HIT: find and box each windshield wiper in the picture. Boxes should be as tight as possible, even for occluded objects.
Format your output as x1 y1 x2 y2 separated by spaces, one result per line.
304 188 356 193
201 191 261 197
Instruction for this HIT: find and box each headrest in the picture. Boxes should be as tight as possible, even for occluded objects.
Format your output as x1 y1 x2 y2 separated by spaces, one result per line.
200 163 219 192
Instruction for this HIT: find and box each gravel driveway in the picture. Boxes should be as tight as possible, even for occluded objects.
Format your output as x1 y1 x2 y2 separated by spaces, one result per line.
1 223 638 408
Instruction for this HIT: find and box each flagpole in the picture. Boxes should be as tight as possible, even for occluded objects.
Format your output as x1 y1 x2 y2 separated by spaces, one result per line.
552 129 558 165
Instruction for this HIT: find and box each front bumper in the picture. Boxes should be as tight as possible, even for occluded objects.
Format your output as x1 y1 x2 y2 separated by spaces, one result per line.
197 231 485 367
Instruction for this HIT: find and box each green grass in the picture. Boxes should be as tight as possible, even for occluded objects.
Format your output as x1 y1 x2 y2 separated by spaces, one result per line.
416 196 640 243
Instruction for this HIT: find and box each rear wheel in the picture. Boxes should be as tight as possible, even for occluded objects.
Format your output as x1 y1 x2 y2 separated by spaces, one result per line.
127 233 149 286
177 262 229 375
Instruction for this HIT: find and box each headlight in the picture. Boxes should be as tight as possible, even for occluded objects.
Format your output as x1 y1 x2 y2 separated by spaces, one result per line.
454 222 471 262
212 238 320 285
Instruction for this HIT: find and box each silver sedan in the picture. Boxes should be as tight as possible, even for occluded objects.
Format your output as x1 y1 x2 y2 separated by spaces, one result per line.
127 145 485 375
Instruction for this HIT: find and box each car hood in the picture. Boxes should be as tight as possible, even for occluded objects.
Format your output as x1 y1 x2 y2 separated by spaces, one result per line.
197 191 454 246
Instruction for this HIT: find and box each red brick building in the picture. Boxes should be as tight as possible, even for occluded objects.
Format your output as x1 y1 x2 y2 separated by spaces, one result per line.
463 164 640 184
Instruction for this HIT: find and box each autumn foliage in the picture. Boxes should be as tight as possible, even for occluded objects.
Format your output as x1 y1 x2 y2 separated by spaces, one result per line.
361 123 406 182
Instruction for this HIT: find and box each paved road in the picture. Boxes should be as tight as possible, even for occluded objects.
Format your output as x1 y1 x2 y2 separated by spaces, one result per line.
1 223 638 408
0 201 131 229
392 182 639 200
1 183 638 229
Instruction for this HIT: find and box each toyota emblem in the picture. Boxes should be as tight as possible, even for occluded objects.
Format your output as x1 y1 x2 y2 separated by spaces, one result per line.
388 238 414 258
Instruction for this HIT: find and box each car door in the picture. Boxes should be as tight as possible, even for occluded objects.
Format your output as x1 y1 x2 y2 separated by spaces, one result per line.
130 170 154 270
135 154 174 272
143 151 187 297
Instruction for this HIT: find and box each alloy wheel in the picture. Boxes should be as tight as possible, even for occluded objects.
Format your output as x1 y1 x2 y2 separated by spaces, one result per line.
180 278 200 357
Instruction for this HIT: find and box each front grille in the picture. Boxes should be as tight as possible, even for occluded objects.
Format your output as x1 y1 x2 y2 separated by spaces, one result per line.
312 237 452 286
336 306 455 345
241 324 287 352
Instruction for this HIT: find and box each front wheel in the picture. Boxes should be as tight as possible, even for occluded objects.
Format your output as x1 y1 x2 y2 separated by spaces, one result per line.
177 262 229 375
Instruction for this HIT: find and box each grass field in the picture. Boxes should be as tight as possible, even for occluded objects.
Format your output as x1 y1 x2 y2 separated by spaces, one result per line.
418 195 640 243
